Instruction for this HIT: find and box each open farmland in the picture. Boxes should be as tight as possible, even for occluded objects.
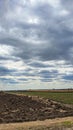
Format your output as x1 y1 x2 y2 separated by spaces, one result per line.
0 91 73 124
8 89 73 105
0 90 73 130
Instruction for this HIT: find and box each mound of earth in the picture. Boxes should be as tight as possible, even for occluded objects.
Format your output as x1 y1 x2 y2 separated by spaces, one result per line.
0 92 73 123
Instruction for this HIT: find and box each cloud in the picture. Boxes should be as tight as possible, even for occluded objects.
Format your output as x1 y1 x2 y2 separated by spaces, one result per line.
0 66 15 76
28 61 49 68
0 0 73 89
0 0 73 63
0 0 9 18
38 70 58 78
0 77 19 84
62 74 73 81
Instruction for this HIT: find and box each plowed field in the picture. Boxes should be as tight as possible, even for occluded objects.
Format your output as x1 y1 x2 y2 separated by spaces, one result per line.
0 92 73 123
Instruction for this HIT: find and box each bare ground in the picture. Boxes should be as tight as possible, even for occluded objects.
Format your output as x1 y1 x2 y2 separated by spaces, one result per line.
0 117 73 130
0 91 73 124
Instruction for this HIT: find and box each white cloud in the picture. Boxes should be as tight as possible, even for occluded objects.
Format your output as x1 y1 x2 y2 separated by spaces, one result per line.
47 0 60 8
0 44 14 57
28 17 40 24
59 9 69 16
30 0 60 8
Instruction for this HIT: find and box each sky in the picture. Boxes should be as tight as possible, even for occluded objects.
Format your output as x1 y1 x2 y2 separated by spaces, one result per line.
0 0 73 90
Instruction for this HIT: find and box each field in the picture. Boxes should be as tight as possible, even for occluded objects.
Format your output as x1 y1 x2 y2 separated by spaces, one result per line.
0 90 73 129
8 90 73 104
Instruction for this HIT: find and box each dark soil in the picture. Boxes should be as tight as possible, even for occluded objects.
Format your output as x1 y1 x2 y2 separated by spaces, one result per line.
0 92 73 123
